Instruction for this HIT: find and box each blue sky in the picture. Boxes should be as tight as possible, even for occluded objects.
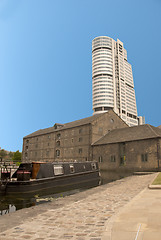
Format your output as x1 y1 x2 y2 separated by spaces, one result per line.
0 0 161 152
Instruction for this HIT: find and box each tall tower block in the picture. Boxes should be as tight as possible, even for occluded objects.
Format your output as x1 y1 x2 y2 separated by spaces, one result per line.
92 36 138 126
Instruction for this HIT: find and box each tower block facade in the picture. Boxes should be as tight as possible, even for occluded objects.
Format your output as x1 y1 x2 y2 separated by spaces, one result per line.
92 36 138 126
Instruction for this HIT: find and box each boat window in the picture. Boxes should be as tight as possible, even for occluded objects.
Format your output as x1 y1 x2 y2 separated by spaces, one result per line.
91 163 97 170
53 165 64 175
70 164 75 173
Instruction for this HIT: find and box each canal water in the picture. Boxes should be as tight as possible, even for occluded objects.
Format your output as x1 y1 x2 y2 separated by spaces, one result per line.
0 189 83 216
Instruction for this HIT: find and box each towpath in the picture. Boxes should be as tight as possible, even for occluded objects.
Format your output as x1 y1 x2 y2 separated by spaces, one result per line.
0 173 158 240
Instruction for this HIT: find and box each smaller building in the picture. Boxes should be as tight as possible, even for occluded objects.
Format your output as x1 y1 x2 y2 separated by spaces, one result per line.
138 116 145 125
92 124 161 178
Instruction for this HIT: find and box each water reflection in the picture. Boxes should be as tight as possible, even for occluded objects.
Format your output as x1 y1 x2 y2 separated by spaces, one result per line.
0 204 16 216
0 189 83 216
0 196 36 216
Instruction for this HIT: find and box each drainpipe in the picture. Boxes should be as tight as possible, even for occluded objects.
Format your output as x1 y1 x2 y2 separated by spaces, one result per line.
157 139 160 170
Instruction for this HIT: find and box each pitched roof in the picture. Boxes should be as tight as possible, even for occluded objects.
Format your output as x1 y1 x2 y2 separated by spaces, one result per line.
24 112 105 138
92 124 161 145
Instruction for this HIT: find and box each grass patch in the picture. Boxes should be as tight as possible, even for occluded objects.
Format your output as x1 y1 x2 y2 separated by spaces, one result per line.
152 172 161 185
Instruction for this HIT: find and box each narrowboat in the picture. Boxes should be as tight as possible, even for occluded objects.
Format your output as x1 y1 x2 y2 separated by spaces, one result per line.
0 161 100 197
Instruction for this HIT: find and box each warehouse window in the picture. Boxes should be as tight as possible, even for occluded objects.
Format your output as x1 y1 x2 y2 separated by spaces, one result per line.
98 156 103 162
56 149 60 157
141 153 148 162
110 155 116 162
99 127 103 132
57 133 61 139
79 148 82 154
120 156 126 166
119 142 126 166
110 118 114 123
79 128 82 134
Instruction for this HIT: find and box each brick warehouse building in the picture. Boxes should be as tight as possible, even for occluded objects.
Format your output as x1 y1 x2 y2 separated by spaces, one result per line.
22 110 127 163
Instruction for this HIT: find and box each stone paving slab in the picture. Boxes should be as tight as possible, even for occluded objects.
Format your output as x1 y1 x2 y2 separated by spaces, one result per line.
102 187 161 240
0 173 158 240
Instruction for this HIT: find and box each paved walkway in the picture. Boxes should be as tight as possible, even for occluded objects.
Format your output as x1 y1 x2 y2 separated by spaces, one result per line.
102 181 161 240
0 173 158 240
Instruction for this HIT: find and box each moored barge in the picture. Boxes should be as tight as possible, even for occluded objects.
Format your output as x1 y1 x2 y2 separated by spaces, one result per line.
0 161 100 197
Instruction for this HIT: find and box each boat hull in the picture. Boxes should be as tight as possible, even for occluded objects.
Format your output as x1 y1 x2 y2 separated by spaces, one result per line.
5 170 100 197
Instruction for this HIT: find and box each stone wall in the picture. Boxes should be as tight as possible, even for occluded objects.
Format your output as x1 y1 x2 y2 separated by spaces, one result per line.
22 125 92 163
54 124 91 162
22 111 128 163
92 138 161 173
91 110 127 144
22 132 56 162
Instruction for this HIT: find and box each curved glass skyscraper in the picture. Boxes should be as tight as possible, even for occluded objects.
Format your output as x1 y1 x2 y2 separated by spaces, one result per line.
92 36 138 126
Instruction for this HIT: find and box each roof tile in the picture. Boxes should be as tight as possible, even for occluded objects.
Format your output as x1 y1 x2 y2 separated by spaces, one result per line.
92 124 161 145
